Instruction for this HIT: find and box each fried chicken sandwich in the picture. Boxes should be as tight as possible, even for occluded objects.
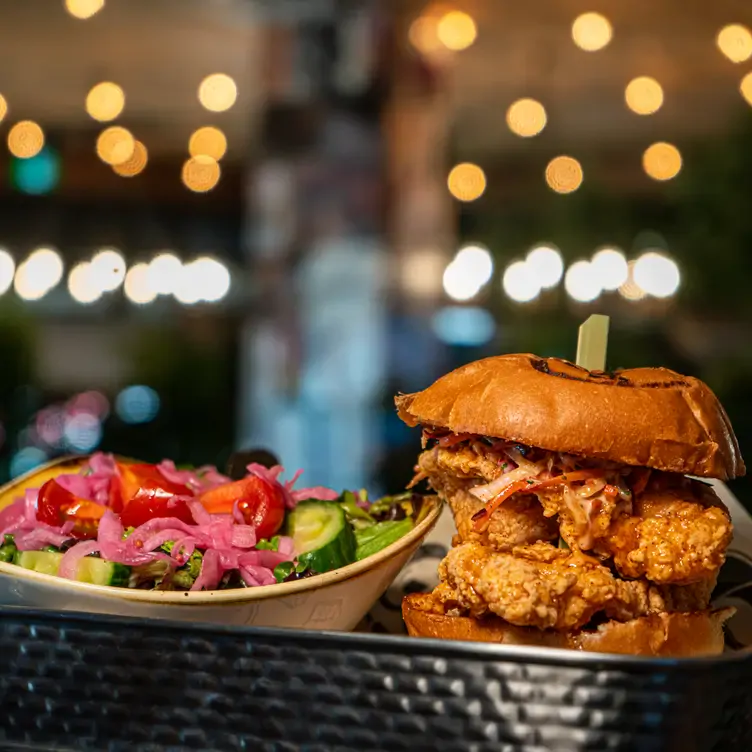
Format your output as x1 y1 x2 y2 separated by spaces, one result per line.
397 354 744 656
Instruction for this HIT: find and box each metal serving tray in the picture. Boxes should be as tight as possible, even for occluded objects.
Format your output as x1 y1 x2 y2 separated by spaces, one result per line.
0 607 749 752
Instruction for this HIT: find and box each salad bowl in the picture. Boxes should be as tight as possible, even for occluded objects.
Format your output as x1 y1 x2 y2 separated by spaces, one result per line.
0 455 442 630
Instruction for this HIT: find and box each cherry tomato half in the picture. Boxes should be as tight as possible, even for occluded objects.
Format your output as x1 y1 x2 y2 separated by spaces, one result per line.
114 463 195 528
200 476 285 539
36 479 105 540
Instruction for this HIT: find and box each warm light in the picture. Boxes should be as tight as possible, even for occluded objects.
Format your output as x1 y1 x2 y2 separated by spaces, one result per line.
436 11 477 51
633 252 680 298
454 245 494 285
68 262 102 304
506 98 547 138
112 140 148 177
409 16 443 56
545 156 583 194
189 126 227 161
502 260 541 303
124 263 157 305
443 260 481 302
525 244 563 289
591 247 628 290
8 121 44 159
0 250 15 295
618 261 647 301
740 72 752 106
198 74 237 112
174 257 230 304
64 0 105 19
717 24 752 63
643 142 682 181
447 162 486 202
14 248 63 301
85 82 125 122
147 253 182 296
0 94 8 124
182 156 221 193
90 249 126 291
96 126 135 166
564 260 602 303
572 12 613 52
625 77 664 115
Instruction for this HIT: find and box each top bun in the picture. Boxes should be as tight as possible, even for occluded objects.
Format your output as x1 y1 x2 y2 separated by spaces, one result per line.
395 354 745 480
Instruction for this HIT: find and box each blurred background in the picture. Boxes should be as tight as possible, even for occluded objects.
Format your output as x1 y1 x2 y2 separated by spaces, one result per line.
0 0 751 504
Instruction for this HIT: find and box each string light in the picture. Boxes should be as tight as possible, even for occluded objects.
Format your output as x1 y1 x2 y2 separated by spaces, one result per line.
96 126 135 166
436 10 477 51
447 163 486 202
409 15 443 56
545 156 583 194
124 263 157 305
8 121 44 159
740 72 752 106
564 260 602 303
625 77 664 115
198 74 237 113
0 250 15 295
189 127 227 161
86 82 125 122
502 260 541 303
572 13 613 52
0 94 8 124
717 24 752 63
633 252 680 297
643 142 682 181
90 249 126 291
506 98 547 137
182 156 221 192
112 141 148 177
525 245 563 288
14 248 63 301
68 262 102 304
64 0 105 20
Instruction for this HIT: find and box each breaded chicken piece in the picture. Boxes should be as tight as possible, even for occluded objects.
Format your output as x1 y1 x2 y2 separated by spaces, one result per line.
603 486 732 585
434 541 717 631
418 449 558 551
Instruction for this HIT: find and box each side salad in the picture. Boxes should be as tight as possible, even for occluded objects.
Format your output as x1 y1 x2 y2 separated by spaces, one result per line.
0 453 429 591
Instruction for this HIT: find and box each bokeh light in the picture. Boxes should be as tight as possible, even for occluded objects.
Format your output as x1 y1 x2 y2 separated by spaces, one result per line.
112 140 148 177
441 245 493 302
198 74 237 112
525 244 564 289
115 385 160 425
408 15 443 56
64 0 105 20
124 263 157 304
717 24 752 63
545 156 583 194
96 126 135 166
633 251 681 298
625 77 664 115
10 447 48 479
63 412 102 452
436 10 477 51
90 248 126 291
68 262 102 304
0 250 15 295
85 82 125 122
564 260 602 303
182 155 221 193
147 252 183 296
506 98 547 138
8 121 45 159
432 306 496 347
14 248 63 301
400 249 446 299
591 247 628 290
643 142 682 181
619 261 647 301
572 12 613 52
447 162 486 202
502 260 541 303
0 94 8 123
189 126 227 161
173 257 231 305
740 72 752 106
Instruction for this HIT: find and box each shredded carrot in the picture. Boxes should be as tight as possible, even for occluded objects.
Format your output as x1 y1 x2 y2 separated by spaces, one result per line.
471 469 605 532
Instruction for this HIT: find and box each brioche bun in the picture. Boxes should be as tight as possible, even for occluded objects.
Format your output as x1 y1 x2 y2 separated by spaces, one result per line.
396 354 744 480
402 594 734 657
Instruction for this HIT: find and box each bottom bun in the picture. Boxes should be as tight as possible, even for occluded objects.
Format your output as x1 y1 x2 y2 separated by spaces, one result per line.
402 594 735 657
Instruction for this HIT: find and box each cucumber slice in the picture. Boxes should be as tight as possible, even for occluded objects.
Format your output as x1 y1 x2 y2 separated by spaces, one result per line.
354 518 413 561
13 551 131 587
287 501 356 573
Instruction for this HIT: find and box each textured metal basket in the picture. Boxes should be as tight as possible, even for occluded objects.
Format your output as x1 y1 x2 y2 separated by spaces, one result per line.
0 607 750 751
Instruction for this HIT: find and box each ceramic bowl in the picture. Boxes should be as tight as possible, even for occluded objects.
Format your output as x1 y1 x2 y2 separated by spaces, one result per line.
0 458 442 630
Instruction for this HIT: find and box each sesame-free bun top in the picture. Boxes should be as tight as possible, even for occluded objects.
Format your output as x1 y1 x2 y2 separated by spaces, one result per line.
395 354 745 480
